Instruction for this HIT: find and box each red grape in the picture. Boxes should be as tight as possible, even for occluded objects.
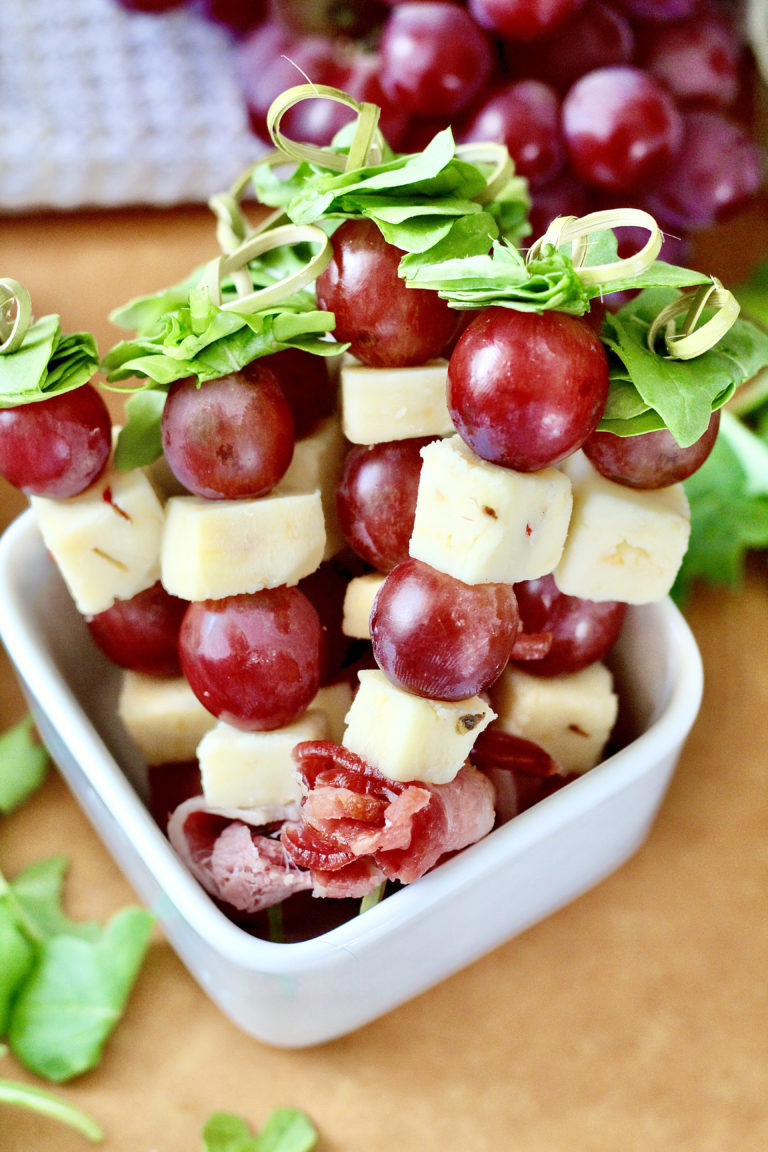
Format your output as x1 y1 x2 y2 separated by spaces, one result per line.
370 557 521 700
561 65 683 192
458 79 564 189
612 0 705 21
583 409 721 488
194 0 266 35
470 0 586 40
641 109 765 232
251 348 336 439
336 437 432 572
447 307 610 471
512 572 626 675
0 384 112 498
160 368 295 499
85 581 188 677
504 1 634 93
235 22 351 145
639 11 742 109
379 2 495 119
315 218 462 367
179 587 323 730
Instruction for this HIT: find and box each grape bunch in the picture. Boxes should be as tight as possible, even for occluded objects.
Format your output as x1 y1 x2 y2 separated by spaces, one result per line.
114 0 765 258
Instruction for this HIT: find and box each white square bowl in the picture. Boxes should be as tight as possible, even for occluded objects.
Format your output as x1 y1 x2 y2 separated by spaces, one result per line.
0 509 703 1048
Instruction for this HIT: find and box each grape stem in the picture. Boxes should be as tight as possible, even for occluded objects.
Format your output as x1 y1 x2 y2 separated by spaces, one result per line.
0 279 32 355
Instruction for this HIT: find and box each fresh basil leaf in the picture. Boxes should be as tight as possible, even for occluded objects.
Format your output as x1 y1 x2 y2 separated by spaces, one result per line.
114 389 166 471
0 911 35 1035
601 288 768 446
8 906 153 1083
0 317 98 408
254 1108 318 1152
201 1109 317 1152
9 856 101 942
202 1111 256 1152
675 410 768 601
0 715 48 815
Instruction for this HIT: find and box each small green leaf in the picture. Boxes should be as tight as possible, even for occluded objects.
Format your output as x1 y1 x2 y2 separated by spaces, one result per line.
254 1108 318 1152
9 856 101 943
0 911 36 1035
0 715 49 815
202 1111 257 1152
0 317 99 408
8 907 153 1083
114 389 166 470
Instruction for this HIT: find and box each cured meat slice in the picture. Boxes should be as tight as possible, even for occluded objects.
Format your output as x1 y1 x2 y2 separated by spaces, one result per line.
282 741 496 885
168 797 313 914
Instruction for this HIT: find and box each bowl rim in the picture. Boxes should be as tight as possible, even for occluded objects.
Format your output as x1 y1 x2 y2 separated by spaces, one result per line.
0 508 704 973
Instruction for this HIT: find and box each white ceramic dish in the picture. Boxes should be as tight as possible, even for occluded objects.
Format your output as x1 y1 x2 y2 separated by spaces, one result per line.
0 508 703 1048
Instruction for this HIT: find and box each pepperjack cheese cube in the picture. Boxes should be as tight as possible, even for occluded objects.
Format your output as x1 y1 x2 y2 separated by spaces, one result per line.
554 453 690 603
160 488 325 600
117 672 217 764
342 572 387 638
197 711 329 810
281 413 346 559
489 661 618 776
30 464 165 615
342 668 496 785
409 434 573 584
340 357 455 444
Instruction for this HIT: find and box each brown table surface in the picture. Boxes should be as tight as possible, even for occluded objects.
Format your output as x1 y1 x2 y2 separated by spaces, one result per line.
0 204 766 1152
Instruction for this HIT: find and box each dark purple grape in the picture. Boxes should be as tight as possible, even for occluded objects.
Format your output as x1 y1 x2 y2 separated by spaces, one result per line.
583 410 721 488
315 218 462 367
447 307 609 471
160 368 295 499
561 65 683 192
0 384 112 498
336 438 432 572
179 587 323 730
512 572 627 675
85 581 188 677
639 11 742 109
370 557 521 700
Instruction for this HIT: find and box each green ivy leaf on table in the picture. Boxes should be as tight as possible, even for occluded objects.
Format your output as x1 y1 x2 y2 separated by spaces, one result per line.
202 1108 318 1152
0 714 49 815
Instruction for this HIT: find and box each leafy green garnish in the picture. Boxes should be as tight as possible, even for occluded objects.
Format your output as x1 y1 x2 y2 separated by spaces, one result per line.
600 287 768 447
0 315 98 408
400 226 709 313
202 1108 317 1152
253 126 530 253
0 715 48 815
674 409 768 601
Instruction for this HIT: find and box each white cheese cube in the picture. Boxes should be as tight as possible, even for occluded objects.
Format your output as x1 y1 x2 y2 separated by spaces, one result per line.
342 668 496 785
342 572 386 638
282 414 346 559
198 711 328 810
117 672 217 764
340 357 455 444
488 661 618 775
554 454 690 603
311 680 354 744
30 464 165 615
160 489 325 600
409 435 573 584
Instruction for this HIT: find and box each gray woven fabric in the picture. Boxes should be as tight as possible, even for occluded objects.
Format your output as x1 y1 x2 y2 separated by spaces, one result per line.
0 0 262 210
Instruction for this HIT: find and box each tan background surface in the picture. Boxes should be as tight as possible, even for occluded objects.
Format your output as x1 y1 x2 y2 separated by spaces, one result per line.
0 203 766 1151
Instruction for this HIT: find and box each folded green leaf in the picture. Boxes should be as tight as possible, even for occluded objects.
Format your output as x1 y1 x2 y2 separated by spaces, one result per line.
0 316 98 408
9 856 101 943
0 715 48 815
600 288 768 446
8 906 153 1083
114 389 166 470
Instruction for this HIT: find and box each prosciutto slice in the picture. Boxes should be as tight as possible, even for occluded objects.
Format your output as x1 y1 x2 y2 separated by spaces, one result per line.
281 741 496 885
167 797 313 914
